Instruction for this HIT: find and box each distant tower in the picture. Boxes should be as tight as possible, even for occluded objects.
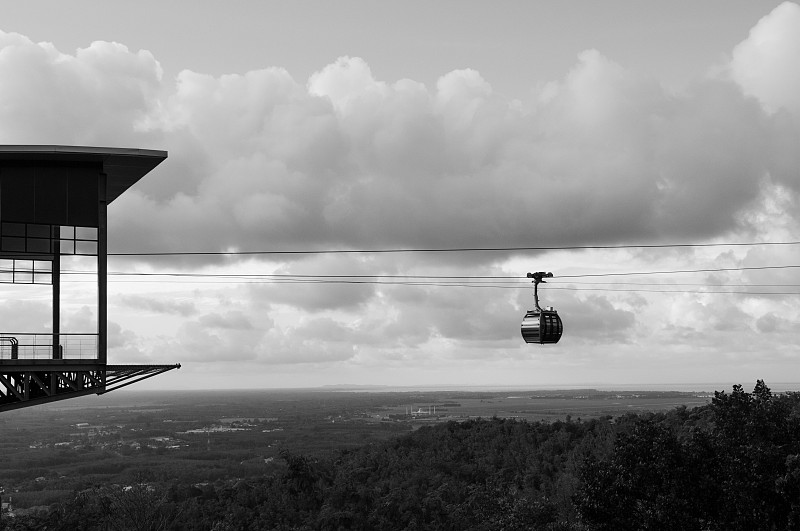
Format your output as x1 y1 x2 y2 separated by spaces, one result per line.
0 146 180 412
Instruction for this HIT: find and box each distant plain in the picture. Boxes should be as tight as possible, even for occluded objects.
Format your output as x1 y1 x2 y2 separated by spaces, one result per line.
0 384 776 511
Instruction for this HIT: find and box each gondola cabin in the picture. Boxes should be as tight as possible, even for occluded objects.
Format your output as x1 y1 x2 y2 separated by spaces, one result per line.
521 307 563 344
521 271 563 344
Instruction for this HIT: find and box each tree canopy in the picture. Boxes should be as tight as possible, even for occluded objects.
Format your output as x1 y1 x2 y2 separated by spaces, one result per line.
4 381 800 530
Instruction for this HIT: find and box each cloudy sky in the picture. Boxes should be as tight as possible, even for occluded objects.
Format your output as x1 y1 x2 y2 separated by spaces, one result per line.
1 1 799 390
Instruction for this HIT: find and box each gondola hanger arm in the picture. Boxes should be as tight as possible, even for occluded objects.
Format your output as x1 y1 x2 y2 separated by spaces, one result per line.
527 272 553 311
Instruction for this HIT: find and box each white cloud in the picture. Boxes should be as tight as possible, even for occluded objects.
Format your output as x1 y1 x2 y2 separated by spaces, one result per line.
554 292 638 344
308 56 388 113
0 298 50 332
0 31 162 146
197 311 254 330
167 316 266 363
756 312 800 334
118 294 197 316
107 320 139 350
1 4 799 387
32 45 778 264
729 1 800 115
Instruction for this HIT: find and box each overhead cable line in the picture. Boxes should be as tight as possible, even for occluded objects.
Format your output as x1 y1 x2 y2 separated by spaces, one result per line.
558 265 800 278
52 264 800 284
56 276 800 295
51 269 800 296
555 281 800 287
55 264 800 280
549 286 800 296
107 240 800 257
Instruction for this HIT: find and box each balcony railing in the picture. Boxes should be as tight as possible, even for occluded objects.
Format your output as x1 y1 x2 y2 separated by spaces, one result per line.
0 333 98 360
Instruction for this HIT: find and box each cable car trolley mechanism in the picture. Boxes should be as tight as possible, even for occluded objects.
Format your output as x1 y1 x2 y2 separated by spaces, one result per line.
521 272 563 344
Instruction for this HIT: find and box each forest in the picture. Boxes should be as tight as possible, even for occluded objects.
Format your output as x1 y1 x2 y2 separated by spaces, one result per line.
2 381 800 530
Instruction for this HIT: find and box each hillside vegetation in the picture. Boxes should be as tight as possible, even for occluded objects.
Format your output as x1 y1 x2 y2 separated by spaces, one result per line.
3 381 800 530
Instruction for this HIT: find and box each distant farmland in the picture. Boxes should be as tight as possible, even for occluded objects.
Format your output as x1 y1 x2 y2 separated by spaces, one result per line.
377 390 711 423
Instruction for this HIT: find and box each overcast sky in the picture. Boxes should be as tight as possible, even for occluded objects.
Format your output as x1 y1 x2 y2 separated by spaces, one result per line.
1 1 799 391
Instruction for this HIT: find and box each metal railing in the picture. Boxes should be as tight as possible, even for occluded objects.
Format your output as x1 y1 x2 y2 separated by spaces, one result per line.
0 333 99 360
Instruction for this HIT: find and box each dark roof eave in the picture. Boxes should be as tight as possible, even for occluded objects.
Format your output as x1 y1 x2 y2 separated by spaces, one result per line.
0 145 167 203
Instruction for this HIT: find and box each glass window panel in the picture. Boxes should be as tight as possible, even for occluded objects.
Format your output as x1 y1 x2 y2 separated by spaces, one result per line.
60 240 75 254
14 271 33 283
27 224 50 238
0 260 12 283
33 261 52 274
2 223 25 237
27 238 50 253
60 226 75 239
75 240 98 255
33 271 52 284
75 227 97 241
2 237 25 252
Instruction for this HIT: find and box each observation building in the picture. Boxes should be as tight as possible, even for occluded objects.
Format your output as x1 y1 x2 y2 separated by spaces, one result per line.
0 146 180 412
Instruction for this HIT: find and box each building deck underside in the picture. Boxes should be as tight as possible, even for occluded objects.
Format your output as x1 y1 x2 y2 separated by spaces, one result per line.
0 363 181 412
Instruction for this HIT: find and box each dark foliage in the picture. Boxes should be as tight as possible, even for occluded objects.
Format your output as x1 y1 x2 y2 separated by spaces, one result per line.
4 381 800 530
576 380 800 531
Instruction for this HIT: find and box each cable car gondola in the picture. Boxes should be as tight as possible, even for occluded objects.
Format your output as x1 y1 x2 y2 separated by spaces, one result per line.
521 272 563 344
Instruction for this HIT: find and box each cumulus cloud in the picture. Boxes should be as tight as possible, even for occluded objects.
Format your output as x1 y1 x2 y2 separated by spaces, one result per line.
0 298 50 331
729 2 800 115
1 31 795 263
197 311 254 330
108 52 795 264
756 312 800 334
393 282 520 346
62 305 96 331
107 320 139 350
118 294 197 316
308 56 388 113
167 314 266 363
1 3 799 383
0 31 162 146
552 292 638 343
254 254 378 312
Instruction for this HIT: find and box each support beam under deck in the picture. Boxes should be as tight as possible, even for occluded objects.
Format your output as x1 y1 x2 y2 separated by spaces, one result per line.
0 363 180 412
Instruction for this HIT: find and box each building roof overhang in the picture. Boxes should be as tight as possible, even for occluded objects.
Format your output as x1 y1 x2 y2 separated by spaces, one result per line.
0 145 167 204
